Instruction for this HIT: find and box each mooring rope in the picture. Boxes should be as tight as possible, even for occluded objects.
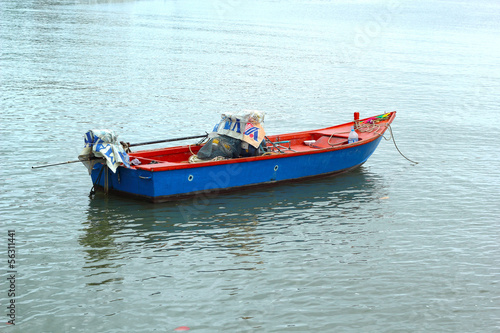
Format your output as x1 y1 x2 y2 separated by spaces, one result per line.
385 124 419 165
89 165 105 197
327 121 418 164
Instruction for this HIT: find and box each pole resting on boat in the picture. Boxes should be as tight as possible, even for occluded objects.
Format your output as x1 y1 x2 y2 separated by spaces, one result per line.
32 160 81 169
32 134 209 169
127 133 208 148
32 156 103 169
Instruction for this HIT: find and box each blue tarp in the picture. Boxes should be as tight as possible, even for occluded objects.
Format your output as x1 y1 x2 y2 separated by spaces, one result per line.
79 129 130 173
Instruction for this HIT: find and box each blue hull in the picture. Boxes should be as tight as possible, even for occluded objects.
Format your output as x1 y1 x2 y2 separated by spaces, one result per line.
91 135 384 202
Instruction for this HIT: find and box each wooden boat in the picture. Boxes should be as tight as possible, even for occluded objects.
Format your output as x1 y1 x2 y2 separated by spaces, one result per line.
88 112 396 202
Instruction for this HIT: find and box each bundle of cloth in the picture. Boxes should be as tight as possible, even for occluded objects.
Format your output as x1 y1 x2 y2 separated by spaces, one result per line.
78 129 130 174
196 111 267 160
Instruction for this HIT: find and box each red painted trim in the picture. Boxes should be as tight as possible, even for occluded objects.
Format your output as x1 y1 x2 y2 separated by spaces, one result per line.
130 112 396 173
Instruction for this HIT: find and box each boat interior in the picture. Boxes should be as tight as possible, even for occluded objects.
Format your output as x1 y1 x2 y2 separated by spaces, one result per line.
127 124 381 170
125 112 395 170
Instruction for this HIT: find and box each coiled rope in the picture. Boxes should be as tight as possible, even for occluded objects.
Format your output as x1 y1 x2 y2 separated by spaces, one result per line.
188 155 227 163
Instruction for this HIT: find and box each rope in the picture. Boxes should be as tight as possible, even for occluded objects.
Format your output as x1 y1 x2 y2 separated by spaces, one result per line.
188 136 210 160
89 165 105 197
327 121 384 146
188 155 227 163
327 130 348 146
386 124 419 164
326 120 418 164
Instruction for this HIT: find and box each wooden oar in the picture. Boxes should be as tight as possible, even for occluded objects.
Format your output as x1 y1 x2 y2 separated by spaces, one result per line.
31 133 208 169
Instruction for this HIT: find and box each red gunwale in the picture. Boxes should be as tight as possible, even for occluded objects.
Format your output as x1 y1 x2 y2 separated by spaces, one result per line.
128 112 396 172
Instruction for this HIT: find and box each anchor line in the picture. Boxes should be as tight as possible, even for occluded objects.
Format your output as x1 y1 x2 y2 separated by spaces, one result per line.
89 165 105 197
384 124 419 165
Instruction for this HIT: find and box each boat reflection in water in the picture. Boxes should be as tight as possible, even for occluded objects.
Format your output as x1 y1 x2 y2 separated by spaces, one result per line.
79 166 386 285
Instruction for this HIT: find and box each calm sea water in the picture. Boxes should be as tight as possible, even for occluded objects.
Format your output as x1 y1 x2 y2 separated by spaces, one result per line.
1 0 499 332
